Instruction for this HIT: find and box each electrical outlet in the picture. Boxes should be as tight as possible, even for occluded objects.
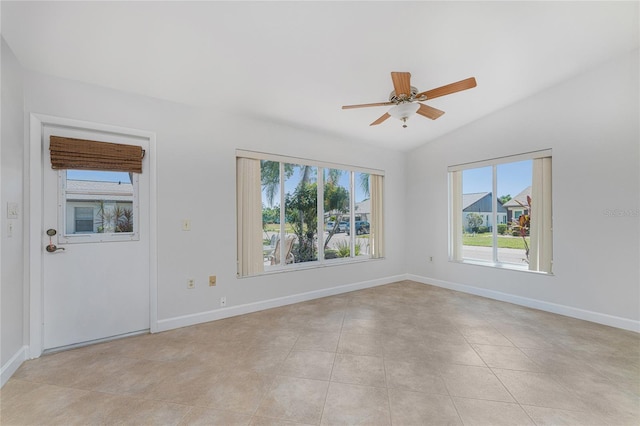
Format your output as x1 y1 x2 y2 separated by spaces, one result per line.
429 256 433 262
182 219 191 231
220 296 226 307
209 275 216 286
187 279 195 289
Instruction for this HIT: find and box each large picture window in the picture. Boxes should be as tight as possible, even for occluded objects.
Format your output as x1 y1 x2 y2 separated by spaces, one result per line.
449 150 552 273
236 151 384 277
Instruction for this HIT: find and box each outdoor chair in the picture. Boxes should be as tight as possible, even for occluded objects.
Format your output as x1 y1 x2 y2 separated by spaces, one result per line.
268 234 296 265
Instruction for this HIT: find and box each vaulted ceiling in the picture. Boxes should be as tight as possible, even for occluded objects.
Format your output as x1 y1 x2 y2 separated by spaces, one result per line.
2 1 638 151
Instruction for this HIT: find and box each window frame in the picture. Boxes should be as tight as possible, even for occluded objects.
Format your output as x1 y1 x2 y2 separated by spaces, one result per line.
236 150 384 277
448 149 552 274
58 170 140 244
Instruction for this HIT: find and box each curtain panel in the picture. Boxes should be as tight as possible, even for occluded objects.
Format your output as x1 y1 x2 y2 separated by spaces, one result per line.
450 170 463 261
370 174 385 259
529 157 553 273
236 157 264 277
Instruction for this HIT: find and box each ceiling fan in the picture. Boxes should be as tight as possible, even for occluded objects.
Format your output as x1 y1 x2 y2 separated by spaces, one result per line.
342 72 477 128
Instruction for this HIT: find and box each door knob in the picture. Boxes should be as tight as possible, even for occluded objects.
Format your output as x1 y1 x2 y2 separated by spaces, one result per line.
45 228 65 253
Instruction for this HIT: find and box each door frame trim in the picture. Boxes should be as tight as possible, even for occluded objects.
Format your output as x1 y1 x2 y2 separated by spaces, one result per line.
28 113 158 358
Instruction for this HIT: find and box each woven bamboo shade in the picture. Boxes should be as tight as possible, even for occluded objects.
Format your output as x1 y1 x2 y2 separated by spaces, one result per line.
50 136 144 173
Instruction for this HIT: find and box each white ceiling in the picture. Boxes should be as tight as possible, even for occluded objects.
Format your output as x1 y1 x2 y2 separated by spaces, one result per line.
2 1 638 151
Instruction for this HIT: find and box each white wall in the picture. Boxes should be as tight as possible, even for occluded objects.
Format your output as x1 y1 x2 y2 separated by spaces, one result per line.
1 37 26 383
23 70 406 327
6 41 637 389
406 50 640 329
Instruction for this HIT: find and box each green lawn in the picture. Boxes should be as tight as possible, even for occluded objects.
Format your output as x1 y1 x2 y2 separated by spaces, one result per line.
463 233 529 249
263 223 294 233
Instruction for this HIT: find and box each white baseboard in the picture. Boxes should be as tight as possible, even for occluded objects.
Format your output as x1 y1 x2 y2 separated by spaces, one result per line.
1 346 28 388
156 274 407 332
407 274 640 333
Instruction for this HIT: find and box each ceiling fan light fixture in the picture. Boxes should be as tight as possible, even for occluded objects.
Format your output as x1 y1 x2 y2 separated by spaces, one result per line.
342 72 476 128
388 102 420 127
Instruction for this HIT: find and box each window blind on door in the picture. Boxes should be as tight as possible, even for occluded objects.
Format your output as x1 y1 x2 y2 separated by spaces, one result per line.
50 136 144 173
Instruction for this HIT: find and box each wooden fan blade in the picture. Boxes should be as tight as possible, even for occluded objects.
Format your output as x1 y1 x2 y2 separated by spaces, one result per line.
415 77 477 100
391 72 412 98
370 113 391 126
417 103 445 120
342 101 395 110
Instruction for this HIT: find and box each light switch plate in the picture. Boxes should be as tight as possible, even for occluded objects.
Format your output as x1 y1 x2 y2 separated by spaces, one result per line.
7 202 19 219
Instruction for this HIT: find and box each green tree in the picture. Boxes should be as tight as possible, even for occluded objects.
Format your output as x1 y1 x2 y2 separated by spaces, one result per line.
262 204 280 224
261 163 367 262
285 182 317 262
260 160 294 207
466 212 483 233
359 173 370 198
324 180 349 249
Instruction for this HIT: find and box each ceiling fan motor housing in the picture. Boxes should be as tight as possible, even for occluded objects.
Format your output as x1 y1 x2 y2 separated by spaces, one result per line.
389 86 420 103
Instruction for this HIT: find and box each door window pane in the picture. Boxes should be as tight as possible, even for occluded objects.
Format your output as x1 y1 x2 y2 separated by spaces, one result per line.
64 170 135 236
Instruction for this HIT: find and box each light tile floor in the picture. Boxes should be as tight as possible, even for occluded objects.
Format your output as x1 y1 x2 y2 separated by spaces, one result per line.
2 281 639 425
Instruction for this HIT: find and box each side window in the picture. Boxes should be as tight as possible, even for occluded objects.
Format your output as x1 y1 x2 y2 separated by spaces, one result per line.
450 152 552 273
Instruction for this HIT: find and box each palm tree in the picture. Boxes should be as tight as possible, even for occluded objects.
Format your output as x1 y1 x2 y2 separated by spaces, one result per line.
260 163 368 261
359 173 370 198
261 160 293 207
324 168 349 249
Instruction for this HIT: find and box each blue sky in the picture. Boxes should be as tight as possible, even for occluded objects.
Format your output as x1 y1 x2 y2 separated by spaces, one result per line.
462 160 532 198
67 170 132 183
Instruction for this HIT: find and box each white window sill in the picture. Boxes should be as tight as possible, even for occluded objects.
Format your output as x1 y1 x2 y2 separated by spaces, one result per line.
450 258 553 276
238 256 384 278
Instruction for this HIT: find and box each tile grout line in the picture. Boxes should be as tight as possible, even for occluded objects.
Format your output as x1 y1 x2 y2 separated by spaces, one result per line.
317 299 348 425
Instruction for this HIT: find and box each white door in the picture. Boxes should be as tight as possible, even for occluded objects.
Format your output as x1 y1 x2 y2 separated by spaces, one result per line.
41 123 150 351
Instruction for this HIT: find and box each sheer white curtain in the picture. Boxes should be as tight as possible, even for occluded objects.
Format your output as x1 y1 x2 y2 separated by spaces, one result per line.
529 157 553 273
236 157 264 277
370 174 385 259
450 170 463 261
